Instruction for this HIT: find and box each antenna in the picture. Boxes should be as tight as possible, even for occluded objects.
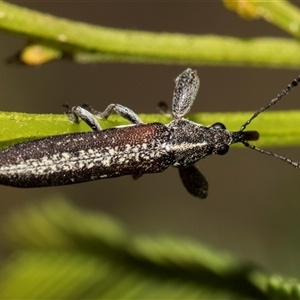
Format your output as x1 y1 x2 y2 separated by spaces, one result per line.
240 75 300 132
240 75 300 169
243 141 300 169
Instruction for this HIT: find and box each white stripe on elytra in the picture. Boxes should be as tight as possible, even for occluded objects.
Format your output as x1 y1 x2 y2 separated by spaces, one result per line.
0 140 208 176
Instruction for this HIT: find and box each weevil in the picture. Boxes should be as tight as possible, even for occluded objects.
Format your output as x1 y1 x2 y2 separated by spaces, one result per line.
0 68 300 198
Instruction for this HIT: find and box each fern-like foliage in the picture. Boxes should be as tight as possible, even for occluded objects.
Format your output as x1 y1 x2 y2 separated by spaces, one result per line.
0 197 299 299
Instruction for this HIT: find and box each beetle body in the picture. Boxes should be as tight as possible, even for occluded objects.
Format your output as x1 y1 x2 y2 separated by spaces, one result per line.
1 68 298 198
0 118 233 189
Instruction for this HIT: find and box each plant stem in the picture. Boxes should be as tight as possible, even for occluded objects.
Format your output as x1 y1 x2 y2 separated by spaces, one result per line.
1 1 300 68
1 110 300 150
223 0 300 39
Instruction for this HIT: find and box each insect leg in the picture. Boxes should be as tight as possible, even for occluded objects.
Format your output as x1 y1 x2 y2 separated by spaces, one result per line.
178 164 208 199
172 68 200 120
83 103 143 125
63 104 102 131
132 173 143 180
157 101 172 117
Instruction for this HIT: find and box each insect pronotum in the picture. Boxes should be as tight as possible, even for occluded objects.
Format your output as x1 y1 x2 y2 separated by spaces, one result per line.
0 68 299 198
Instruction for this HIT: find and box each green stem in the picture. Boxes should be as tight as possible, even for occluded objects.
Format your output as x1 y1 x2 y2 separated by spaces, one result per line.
1 1 300 68
1 110 300 150
223 0 300 39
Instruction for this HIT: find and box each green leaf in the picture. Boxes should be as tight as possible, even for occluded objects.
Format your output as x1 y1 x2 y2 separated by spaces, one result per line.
0 198 300 299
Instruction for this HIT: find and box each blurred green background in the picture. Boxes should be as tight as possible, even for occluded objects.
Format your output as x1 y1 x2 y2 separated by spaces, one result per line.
1 1 300 280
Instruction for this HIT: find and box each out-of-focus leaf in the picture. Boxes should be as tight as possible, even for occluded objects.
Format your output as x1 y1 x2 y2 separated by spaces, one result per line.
0 198 299 299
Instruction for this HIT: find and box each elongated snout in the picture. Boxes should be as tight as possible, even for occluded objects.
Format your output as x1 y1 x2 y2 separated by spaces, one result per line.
231 130 260 144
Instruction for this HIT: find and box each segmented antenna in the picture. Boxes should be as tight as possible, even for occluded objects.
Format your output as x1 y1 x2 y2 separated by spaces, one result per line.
243 141 300 169
240 75 300 132
241 75 300 169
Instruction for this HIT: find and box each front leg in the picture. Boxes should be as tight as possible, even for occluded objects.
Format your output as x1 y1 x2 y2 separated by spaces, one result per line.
178 164 208 199
64 104 102 131
83 103 143 125
64 103 143 132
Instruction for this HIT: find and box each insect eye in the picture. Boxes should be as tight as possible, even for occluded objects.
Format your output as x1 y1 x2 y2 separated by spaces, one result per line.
216 145 229 155
211 122 226 130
